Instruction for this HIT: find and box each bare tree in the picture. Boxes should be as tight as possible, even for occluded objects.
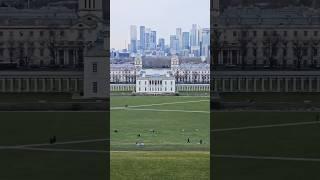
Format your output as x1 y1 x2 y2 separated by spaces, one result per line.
8 41 15 63
309 39 320 68
263 31 281 69
292 39 304 70
280 40 288 69
211 24 223 66
238 30 251 69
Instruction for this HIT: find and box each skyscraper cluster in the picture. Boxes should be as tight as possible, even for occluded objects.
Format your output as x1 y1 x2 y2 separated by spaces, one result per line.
128 24 210 58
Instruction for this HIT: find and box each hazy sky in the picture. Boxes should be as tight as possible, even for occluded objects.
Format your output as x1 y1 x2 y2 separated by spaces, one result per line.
111 0 210 50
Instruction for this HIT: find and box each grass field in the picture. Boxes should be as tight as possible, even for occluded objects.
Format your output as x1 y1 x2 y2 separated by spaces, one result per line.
0 96 210 180
110 96 210 179
0 112 109 180
212 112 320 180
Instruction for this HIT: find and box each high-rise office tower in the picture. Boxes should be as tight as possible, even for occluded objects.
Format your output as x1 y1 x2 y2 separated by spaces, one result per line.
170 35 179 54
158 38 165 51
190 24 198 47
182 32 190 50
201 28 210 56
130 25 137 53
176 28 182 51
151 31 157 50
145 28 151 50
140 26 145 50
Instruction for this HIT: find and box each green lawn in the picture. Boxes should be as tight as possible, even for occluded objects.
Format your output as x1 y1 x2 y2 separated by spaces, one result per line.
212 112 320 180
111 96 210 179
111 151 209 180
0 96 210 180
111 96 210 151
0 112 109 180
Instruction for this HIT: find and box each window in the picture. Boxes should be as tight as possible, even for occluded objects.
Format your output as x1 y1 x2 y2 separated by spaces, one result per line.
40 31 44 37
92 82 98 93
283 31 287 36
29 31 34 37
0 31 3 37
233 31 237 37
283 49 287 57
273 31 277 36
303 48 308 56
0 48 3 56
253 31 257 37
314 31 318 36
40 49 44 56
49 31 55 37
253 49 257 57
241 31 247 37
304 31 308 36
59 50 64 65
78 31 84 39
92 63 97 72
294 31 298 37
263 31 267 36
313 48 318 56
60 31 65 37
9 31 13 37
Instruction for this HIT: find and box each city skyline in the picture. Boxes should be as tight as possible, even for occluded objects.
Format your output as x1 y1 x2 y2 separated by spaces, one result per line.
111 24 210 58
110 0 210 50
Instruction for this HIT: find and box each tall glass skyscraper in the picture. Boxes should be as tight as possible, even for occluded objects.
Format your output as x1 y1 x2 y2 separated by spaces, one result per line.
182 32 190 50
140 26 145 51
190 24 198 47
145 28 151 50
158 38 165 51
151 31 157 50
130 25 137 53
176 28 182 51
201 28 210 57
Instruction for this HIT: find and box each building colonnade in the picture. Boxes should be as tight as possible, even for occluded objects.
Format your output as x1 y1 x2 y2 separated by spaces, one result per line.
213 71 320 92
0 72 83 93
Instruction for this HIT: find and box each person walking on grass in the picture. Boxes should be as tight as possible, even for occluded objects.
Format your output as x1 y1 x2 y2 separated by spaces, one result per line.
49 136 56 144
187 137 190 143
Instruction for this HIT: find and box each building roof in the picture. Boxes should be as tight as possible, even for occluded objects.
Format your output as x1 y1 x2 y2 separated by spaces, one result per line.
110 63 135 71
0 6 78 26
218 7 320 26
178 63 210 71
138 69 173 78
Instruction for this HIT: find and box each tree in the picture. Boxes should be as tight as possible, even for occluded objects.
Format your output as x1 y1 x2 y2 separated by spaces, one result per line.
292 39 304 70
47 33 57 65
280 40 288 69
263 31 281 69
309 39 320 68
237 29 252 69
211 24 223 66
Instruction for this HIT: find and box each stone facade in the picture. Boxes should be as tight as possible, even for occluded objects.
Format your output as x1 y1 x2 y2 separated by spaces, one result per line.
0 0 106 67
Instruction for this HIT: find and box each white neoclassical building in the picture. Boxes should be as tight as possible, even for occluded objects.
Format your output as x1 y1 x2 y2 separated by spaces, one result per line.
136 69 175 94
110 54 210 94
